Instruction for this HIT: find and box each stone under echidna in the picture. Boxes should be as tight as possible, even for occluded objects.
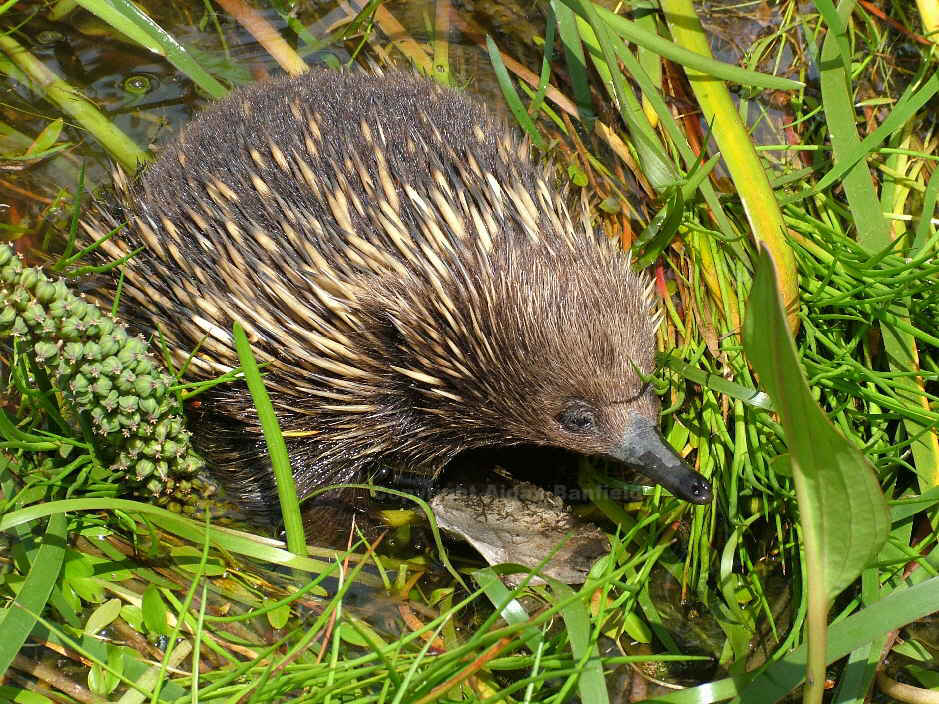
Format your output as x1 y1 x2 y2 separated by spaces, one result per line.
84 69 712 528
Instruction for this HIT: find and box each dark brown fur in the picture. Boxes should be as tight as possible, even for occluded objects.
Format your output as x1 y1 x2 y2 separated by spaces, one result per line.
85 70 695 524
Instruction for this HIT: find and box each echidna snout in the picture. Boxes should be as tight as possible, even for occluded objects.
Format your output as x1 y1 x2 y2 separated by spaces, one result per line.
609 413 712 503
84 69 712 518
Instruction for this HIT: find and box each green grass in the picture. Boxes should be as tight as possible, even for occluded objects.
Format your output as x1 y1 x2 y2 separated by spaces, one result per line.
1 0 938 702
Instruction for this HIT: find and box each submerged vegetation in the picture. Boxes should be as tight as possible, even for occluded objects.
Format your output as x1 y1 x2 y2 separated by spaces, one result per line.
0 1 937 703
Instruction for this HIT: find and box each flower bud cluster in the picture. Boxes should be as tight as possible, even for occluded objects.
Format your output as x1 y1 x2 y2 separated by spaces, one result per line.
0 243 208 507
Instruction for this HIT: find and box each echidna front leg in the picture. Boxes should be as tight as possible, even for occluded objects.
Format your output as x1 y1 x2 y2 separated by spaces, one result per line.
187 394 385 543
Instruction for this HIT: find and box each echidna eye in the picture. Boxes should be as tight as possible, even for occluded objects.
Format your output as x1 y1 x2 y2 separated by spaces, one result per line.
556 406 596 433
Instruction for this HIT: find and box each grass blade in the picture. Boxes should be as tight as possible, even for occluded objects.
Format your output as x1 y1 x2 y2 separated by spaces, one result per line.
232 323 305 556
550 580 610 704
559 0 804 91
486 35 545 150
75 0 228 99
567 0 679 189
819 23 939 491
0 513 67 678
552 0 594 127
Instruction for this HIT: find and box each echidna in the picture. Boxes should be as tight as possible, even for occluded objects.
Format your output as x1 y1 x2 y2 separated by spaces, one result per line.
85 70 711 526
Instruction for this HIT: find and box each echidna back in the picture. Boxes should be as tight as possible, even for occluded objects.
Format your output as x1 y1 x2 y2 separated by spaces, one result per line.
134 71 528 282
107 70 551 383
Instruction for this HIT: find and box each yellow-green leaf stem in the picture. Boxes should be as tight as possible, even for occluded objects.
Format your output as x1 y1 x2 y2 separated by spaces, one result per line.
0 32 147 172
660 0 800 332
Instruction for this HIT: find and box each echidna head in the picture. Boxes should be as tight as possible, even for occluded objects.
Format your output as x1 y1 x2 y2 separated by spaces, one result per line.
369 235 712 504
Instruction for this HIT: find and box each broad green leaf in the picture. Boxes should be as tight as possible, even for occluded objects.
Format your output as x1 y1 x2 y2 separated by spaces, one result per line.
24 118 63 156
120 604 143 631
621 611 652 644
743 246 889 704
0 686 54 704
170 545 226 575
266 602 291 630
87 643 124 696
84 598 122 635
743 246 888 600
341 616 390 648
141 584 169 636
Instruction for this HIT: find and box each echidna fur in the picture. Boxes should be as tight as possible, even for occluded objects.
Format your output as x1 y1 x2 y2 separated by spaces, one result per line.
84 70 711 526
